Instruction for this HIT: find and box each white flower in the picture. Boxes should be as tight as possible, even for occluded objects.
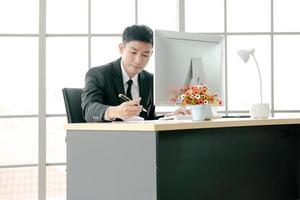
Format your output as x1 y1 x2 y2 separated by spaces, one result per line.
204 100 208 104
195 94 201 99
180 94 185 100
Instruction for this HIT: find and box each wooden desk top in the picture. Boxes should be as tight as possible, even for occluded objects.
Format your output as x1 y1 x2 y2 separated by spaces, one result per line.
64 117 300 132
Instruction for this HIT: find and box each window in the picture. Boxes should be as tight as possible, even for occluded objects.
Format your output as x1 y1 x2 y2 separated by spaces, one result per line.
46 37 88 114
1 1 300 199
91 0 135 34
138 0 178 31
227 0 270 32
274 0 300 32
185 0 224 32
91 37 121 67
47 0 88 33
0 167 38 200
274 35 300 110
0 37 38 115
0 0 38 33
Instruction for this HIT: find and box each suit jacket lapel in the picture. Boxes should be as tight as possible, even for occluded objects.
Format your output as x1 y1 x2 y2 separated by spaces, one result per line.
138 71 149 108
112 58 125 103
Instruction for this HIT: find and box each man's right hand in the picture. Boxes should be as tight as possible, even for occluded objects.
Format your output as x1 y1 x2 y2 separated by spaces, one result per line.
107 98 142 120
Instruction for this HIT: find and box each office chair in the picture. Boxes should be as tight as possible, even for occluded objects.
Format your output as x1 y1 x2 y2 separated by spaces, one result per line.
62 88 86 123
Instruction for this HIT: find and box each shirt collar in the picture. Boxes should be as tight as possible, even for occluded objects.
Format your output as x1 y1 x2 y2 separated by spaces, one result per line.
120 60 139 86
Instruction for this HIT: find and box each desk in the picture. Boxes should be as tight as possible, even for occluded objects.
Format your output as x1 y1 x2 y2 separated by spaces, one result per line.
65 118 300 200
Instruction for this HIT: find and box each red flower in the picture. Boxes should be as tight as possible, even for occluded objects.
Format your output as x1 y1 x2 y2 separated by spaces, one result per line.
173 83 222 106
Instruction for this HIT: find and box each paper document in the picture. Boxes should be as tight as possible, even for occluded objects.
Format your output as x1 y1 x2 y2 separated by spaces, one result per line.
123 116 145 122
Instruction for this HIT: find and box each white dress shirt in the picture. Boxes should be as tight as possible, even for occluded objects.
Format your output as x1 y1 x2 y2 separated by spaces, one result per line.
104 60 140 120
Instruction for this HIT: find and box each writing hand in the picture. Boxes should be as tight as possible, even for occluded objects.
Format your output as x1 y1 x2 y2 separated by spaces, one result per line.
107 98 142 120
118 94 147 112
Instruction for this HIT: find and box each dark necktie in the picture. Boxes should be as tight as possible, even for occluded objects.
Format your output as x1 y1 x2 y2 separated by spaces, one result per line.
126 79 133 100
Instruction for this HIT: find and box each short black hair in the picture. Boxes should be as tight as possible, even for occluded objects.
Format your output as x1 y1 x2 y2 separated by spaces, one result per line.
122 24 153 46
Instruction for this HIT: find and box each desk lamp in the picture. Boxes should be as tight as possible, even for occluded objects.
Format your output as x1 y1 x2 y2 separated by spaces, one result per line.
237 48 270 118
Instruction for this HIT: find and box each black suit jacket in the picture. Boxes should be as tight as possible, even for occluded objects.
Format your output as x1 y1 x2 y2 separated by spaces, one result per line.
81 58 156 122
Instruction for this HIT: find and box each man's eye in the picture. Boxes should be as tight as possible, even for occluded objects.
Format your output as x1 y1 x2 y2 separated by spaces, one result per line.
130 51 137 54
143 54 150 58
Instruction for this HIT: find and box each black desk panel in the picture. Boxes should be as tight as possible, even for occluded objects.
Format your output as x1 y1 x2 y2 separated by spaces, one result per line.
157 125 299 200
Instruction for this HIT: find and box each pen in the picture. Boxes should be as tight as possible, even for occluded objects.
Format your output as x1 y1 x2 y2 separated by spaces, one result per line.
118 94 147 112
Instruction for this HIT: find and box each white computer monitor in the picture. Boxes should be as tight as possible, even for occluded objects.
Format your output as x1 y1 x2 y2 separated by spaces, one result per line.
154 30 224 107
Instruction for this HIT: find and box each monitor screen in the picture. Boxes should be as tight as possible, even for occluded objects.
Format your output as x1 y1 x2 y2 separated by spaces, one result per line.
154 30 224 107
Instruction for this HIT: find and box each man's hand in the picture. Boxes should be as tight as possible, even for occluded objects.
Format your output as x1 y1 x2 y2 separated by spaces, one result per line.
107 98 142 120
173 107 191 115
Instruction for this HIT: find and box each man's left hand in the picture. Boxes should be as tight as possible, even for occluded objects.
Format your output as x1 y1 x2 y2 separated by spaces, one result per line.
173 107 191 115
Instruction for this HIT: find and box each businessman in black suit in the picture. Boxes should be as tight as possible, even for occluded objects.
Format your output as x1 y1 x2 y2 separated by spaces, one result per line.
81 24 189 122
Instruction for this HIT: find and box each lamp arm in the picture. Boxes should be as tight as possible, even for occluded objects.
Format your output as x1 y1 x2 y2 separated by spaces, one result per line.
251 54 263 104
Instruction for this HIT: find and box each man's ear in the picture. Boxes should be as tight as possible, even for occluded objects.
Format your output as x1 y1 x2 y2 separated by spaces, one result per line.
119 43 124 54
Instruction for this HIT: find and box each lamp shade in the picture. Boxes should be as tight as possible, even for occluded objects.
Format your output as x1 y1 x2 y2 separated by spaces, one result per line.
237 48 255 63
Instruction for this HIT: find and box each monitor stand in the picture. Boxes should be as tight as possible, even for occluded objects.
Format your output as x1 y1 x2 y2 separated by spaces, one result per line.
184 57 205 86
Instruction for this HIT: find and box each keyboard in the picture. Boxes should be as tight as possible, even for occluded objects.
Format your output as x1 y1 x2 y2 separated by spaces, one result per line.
159 114 223 120
159 114 193 120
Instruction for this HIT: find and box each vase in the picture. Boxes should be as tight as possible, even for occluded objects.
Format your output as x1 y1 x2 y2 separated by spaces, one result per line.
250 103 270 119
191 105 206 121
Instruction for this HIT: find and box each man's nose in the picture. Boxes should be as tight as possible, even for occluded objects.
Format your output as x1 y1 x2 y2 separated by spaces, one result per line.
134 55 143 64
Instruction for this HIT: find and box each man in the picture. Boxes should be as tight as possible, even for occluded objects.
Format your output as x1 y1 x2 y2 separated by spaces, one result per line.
81 24 189 122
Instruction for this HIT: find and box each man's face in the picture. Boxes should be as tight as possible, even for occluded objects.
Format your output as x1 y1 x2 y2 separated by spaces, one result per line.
119 40 153 78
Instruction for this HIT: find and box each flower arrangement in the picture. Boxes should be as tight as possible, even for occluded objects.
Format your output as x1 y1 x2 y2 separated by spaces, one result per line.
172 83 222 106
